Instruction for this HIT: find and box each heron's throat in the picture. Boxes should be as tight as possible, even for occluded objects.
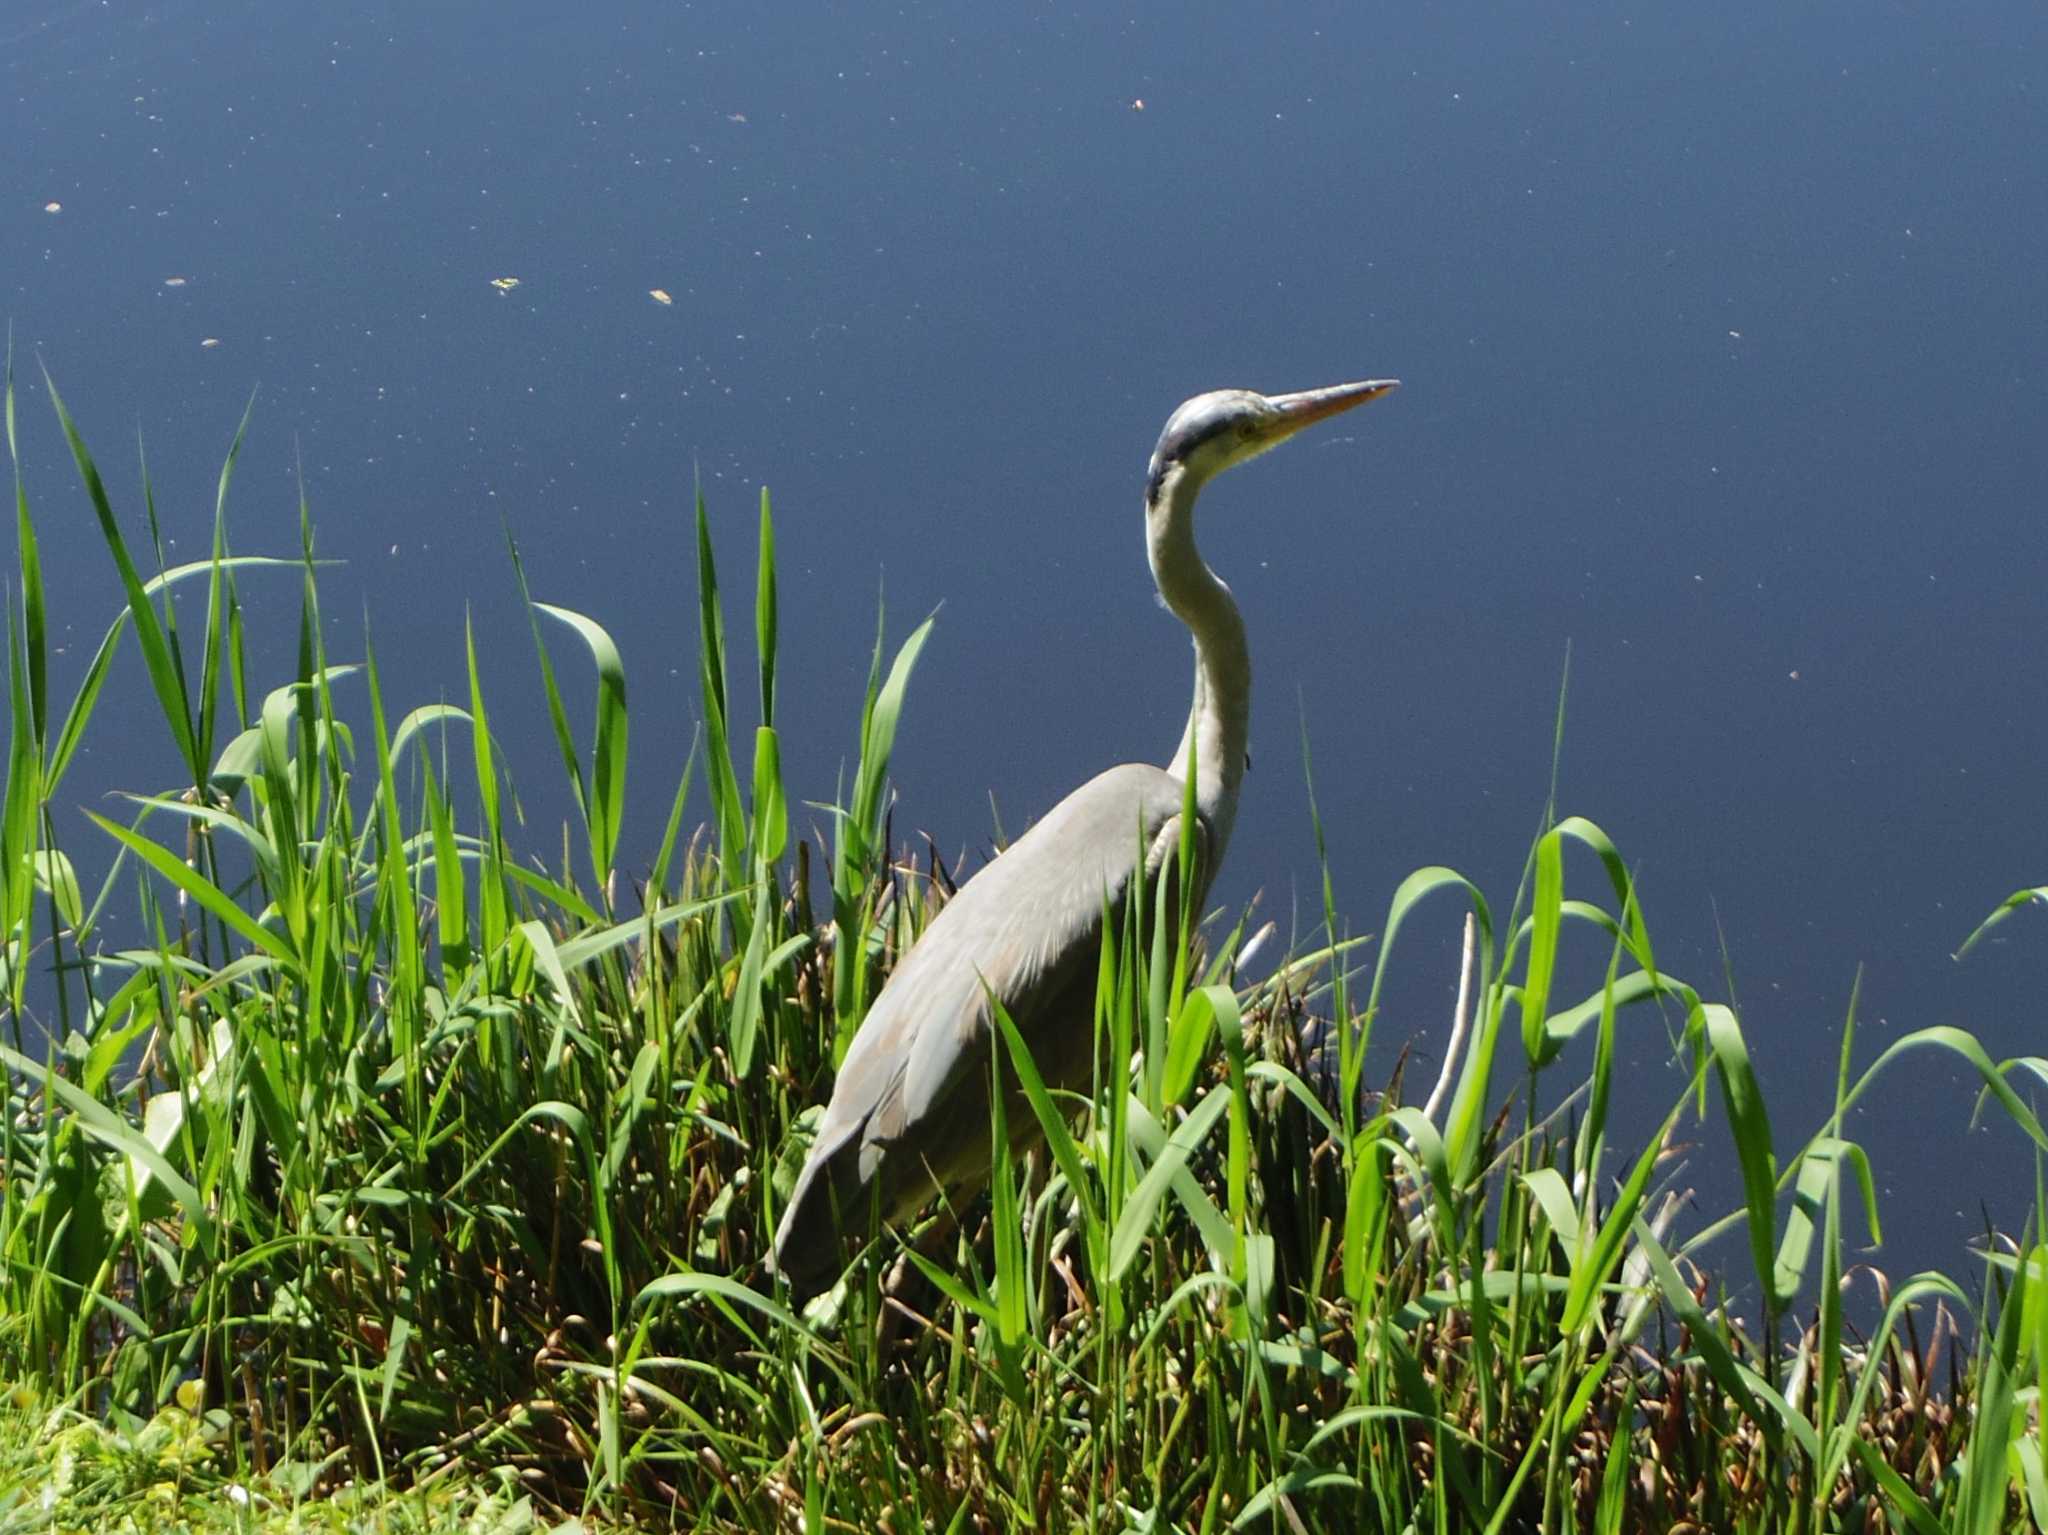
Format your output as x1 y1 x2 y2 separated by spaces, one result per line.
1147 466 1249 857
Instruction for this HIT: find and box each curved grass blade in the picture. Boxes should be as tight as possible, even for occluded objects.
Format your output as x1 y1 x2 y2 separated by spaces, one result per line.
534 598 630 888
1108 1086 1231 1280
1694 1002 1783 1307
46 556 305 795
1363 866 1494 1174
87 810 296 966
1232 1470 1363 1530
832 609 936 1050
43 367 200 780
1561 1089 1685 1335
1 1042 215 1255
635 1271 809 1342
990 991 1102 1246
1955 885 2048 960
1631 1216 1821 1464
1554 815 1654 969
1839 1026 2048 1154
1772 1135 1879 1313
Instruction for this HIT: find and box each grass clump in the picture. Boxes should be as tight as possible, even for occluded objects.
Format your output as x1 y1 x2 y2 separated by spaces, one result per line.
0 1379 560 1534
2 372 2045 1533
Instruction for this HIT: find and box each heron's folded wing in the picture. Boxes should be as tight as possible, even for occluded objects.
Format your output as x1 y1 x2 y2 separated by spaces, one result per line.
891 762 1196 1133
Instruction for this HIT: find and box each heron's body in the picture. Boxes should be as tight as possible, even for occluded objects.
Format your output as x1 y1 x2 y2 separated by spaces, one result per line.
773 764 1196 1300
771 378 1398 1302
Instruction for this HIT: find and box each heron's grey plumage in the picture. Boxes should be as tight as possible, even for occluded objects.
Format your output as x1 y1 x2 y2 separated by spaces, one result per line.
772 764 1198 1300
770 377 1398 1303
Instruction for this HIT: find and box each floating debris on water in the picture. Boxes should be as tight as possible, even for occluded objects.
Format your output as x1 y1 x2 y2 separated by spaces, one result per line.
163 276 188 287
649 288 673 306
43 201 61 214
490 276 521 292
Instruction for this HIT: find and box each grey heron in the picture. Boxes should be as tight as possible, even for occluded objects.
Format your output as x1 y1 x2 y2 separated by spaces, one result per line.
771 378 1400 1303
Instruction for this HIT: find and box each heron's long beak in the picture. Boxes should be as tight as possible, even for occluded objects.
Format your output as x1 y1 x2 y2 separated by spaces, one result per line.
1262 379 1400 444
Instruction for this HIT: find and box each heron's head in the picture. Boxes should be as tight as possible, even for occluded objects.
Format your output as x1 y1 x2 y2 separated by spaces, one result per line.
1146 379 1399 503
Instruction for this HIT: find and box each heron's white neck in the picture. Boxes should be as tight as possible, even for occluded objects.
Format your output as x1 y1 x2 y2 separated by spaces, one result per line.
1147 464 1247 862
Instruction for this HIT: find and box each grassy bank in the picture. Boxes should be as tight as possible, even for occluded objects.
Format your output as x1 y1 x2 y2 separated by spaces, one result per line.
2 372 2044 1533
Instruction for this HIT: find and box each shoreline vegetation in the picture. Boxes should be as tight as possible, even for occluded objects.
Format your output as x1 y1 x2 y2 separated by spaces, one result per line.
2 375 2043 1533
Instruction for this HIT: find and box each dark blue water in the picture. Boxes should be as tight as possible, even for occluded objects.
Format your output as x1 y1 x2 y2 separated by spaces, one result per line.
8 0 2045 1293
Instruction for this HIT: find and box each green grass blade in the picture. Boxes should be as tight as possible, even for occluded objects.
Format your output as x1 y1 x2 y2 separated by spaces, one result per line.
751 725 787 868
727 884 770 1080
1631 1217 1821 1464
832 609 936 1044
535 600 630 886
196 390 254 775
2 606 39 1004
464 611 510 963
634 1271 809 1340
42 367 199 781
1163 982 1229 1110
1561 1090 1684 1335
86 810 296 966
1839 1025 2048 1155
989 992 1103 1251
756 486 777 726
7 359 47 751
650 730 700 896
849 612 935 870
985 1015 1026 1350
0 1043 216 1256
361 635 422 1053
44 557 301 796
1773 1135 1879 1313
1518 828 1564 1068
1693 1002 1783 1309
695 483 746 876
509 540 592 836
552 890 747 973
1554 815 1654 969
1108 1086 1230 1280
1955 885 2048 960
1847 1436 1951 1535
423 755 468 976
1818 1272 1972 1493
1577 892 1634 1182
1954 1243 2033 1535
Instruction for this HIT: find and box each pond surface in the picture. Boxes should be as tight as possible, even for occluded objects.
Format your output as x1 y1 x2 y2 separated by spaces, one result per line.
7 0 2045 1290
